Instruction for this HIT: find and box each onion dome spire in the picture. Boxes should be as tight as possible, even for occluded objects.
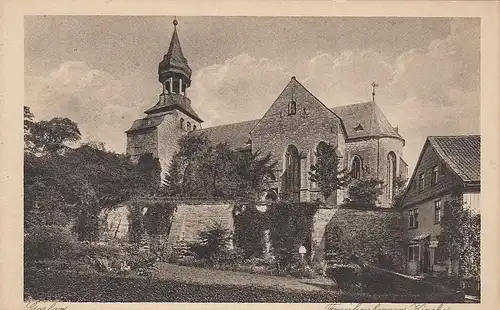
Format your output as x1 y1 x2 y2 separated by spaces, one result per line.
158 17 192 88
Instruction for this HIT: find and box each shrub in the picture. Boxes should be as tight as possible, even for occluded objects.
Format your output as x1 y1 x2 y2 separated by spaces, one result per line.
287 262 316 279
24 225 77 262
326 264 361 289
188 222 232 265
343 178 384 209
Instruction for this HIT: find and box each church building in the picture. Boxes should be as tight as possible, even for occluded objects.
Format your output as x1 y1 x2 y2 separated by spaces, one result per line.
126 19 408 207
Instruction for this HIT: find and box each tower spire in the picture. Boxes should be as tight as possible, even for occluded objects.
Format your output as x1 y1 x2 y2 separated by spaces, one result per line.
158 17 192 90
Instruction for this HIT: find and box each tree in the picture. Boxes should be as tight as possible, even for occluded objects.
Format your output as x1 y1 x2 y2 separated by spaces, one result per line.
436 189 480 279
24 112 81 156
308 142 349 200
163 133 276 200
344 178 384 209
391 176 408 209
24 110 154 240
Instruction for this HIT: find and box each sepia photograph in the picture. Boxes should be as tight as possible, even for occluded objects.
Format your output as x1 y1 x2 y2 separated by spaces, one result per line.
2 2 494 307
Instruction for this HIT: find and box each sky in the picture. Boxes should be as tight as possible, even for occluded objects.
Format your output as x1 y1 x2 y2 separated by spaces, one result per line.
24 16 480 175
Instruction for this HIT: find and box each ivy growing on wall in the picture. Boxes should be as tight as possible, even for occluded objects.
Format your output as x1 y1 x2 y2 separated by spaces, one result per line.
127 202 177 244
232 200 319 268
232 202 267 258
267 201 318 267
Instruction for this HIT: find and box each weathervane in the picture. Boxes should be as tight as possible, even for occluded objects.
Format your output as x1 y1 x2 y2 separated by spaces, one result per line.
371 81 379 102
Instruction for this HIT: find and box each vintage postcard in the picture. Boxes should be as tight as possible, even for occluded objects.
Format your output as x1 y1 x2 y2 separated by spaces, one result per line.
1 0 499 309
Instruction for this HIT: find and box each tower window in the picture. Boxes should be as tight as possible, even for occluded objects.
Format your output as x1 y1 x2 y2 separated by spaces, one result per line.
186 122 191 131
288 101 296 115
180 118 184 129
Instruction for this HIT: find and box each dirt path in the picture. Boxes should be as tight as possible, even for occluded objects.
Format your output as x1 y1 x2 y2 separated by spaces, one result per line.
155 263 336 292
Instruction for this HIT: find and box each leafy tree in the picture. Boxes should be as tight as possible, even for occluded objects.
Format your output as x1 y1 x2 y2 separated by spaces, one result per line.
163 153 184 197
308 142 349 200
163 133 276 200
136 153 162 195
391 176 408 209
24 110 154 240
24 112 81 155
436 189 480 279
344 178 384 209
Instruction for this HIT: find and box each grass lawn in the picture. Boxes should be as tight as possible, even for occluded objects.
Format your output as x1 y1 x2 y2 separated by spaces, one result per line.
154 263 335 292
24 263 465 303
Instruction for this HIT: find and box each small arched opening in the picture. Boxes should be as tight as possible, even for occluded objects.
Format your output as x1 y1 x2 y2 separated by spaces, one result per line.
350 155 362 179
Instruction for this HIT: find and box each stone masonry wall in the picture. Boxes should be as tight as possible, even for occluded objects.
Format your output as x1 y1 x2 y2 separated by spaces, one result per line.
251 79 344 202
165 203 235 256
156 110 201 178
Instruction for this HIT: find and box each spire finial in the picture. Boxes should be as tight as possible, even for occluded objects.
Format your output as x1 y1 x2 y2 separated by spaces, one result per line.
173 16 178 27
371 81 379 102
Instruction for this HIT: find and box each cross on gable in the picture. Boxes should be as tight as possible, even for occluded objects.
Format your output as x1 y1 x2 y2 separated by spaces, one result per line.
371 81 379 102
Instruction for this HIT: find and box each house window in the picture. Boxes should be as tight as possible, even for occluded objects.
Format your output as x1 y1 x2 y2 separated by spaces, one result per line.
193 125 197 131
408 244 419 261
186 122 191 131
409 208 419 228
434 200 442 223
180 118 184 129
419 173 425 192
431 166 439 185
288 100 296 115
351 156 362 179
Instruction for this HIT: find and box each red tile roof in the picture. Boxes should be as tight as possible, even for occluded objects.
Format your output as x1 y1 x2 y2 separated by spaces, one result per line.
428 135 481 182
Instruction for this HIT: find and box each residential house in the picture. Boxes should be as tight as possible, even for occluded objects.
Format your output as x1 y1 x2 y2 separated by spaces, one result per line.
400 135 480 276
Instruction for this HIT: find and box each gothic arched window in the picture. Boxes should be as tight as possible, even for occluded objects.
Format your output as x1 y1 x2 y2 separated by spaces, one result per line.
387 152 397 199
284 145 301 201
288 100 296 115
180 118 184 129
186 122 191 131
351 156 362 179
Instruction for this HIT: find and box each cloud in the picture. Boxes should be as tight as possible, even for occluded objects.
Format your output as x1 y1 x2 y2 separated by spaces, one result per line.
25 19 479 176
25 61 158 153
304 50 395 106
189 53 291 126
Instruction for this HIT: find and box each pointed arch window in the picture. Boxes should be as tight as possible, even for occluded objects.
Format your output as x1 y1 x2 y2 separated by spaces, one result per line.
351 155 362 179
186 122 191 131
288 100 296 115
284 145 301 201
180 118 184 129
387 152 397 199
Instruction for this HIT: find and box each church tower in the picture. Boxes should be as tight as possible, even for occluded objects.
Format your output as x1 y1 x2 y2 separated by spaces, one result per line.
126 18 203 175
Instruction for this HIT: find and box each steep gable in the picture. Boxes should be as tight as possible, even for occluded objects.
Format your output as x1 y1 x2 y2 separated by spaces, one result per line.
428 135 480 183
400 135 480 208
251 77 345 137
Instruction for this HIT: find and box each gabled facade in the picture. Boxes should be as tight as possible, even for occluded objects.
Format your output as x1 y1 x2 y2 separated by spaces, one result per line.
400 135 480 276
